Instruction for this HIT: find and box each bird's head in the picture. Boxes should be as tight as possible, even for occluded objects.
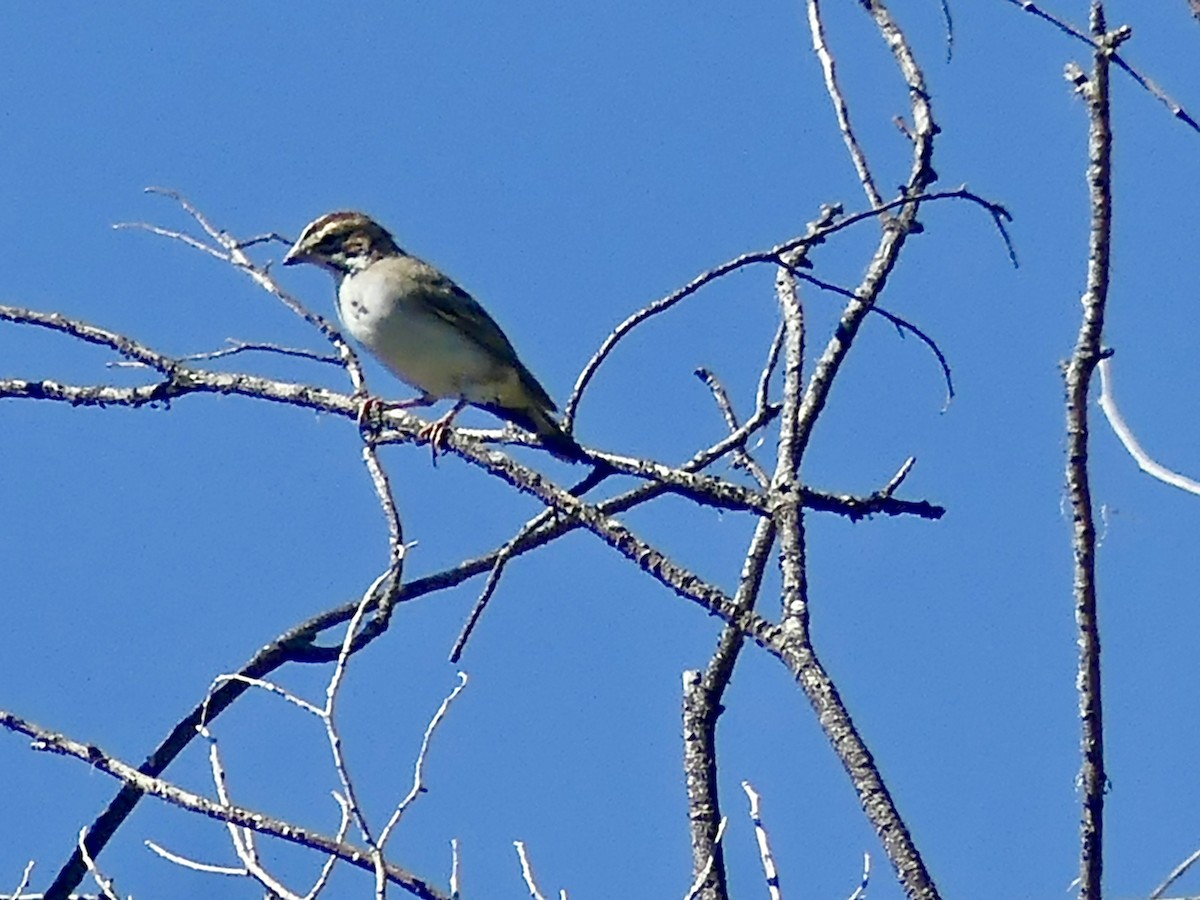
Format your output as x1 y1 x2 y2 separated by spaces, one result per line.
283 211 402 275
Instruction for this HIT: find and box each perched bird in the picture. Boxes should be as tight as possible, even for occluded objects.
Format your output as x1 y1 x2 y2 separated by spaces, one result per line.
283 211 584 462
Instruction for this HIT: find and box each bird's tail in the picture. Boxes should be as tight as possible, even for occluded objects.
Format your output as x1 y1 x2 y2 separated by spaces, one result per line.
483 402 586 463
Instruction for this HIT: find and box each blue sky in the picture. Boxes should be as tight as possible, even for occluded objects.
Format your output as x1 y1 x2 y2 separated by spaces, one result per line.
2 3 1199 898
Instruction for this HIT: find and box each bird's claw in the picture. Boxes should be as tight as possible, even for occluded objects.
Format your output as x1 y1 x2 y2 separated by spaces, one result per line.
416 419 452 464
356 396 385 442
416 399 467 465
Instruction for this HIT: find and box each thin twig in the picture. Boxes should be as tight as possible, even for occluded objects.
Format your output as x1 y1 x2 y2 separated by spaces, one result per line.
514 842 553 900
361 435 407 624
847 853 871 900
379 673 470 846
448 524 535 663
1002 0 1200 132
141 187 370 394
867 305 955 407
326 571 398 851
7 861 36 900
741 783 782 900
938 0 954 62
77 829 121 900
173 339 341 367
1150 845 1200 899
199 725 266 891
694 367 771 487
450 839 462 900
206 674 323 718
145 839 247 876
881 457 917 499
113 221 231 262
564 188 1012 426
756 320 786 416
809 0 885 207
1097 357 1200 495
0 707 447 900
305 793 354 900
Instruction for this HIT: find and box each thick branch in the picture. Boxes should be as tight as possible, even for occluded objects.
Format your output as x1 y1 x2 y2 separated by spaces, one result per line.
683 517 777 900
766 3 941 897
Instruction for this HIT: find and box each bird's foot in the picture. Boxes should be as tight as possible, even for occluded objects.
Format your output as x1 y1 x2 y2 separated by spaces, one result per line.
416 399 468 465
356 395 385 443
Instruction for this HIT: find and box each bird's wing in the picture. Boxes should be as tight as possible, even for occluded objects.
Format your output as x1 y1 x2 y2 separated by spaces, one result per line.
411 259 558 411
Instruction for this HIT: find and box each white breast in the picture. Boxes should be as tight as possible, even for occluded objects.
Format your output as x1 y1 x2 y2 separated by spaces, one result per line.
336 264 505 401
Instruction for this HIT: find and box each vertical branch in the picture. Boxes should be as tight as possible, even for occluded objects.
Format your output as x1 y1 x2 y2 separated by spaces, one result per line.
682 327 787 900
760 2 940 896
683 518 777 900
1066 4 1117 897
794 0 937 455
681 671 728 900
773 265 937 899
361 437 406 626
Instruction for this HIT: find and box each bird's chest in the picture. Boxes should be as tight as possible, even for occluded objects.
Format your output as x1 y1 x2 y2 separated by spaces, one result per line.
336 272 495 398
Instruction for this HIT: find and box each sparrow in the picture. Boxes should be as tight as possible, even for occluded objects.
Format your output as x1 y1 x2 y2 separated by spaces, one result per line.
282 211 584 462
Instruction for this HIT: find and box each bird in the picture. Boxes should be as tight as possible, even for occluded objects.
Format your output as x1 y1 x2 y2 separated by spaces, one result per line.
282 211 584 462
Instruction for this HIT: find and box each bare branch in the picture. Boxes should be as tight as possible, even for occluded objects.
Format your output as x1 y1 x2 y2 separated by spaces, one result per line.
847 854 871 900
0 305 178 374
113 221 231 262
76 830 121 900
564 188 1007 427
514 842 558 900
681 298 798 899
172 339 342 367
17 161 945 892
379 674 470 846
144 841 246 877
450 382 789 664
6 861 36 900
808 0 885 208
741 783 782 900
1150 845 1200 899
1063 7 1118 897
866 305 955 407
449 839 462 900
682 817 728 900
590 451 771 514
694 366 771 487
881 457 917 499
1003 0 1200 132
0 708 448 900
1097 357 1200 495
764 3 943 896
323 569 409 866
792 3 938 462
140 187 370 394
360 434 407 624
448 521 537 663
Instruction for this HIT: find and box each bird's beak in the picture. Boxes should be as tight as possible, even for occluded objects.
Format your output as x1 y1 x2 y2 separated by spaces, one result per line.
281 244 305 266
